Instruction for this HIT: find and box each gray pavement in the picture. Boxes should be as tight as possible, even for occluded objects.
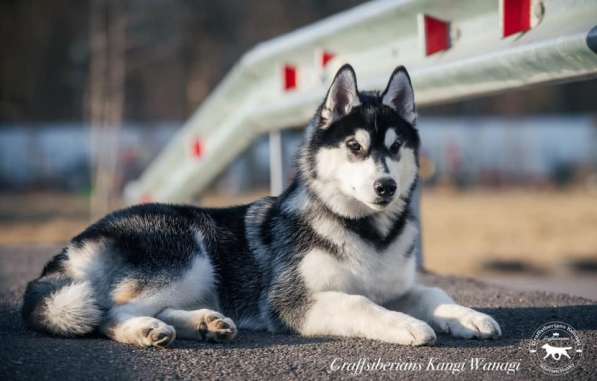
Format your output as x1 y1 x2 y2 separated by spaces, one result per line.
0 246 595 380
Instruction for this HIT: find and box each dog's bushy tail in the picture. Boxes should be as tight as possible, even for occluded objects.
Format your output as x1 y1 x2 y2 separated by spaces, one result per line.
22 251 102 336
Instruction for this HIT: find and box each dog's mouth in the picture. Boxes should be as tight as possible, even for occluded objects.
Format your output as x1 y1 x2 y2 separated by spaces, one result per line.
372 199 391 206
369 197 393 209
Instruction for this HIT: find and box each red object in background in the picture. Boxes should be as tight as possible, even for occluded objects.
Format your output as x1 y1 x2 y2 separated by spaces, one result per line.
141 194 153 203
192 138 203 159
284 65 297 91
321 51 335 67
502 0 532 37
423 15 450 56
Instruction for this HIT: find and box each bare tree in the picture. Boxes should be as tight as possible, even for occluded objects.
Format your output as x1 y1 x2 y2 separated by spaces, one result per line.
88 0 126 219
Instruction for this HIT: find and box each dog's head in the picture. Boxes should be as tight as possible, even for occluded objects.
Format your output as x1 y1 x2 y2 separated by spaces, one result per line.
300 64 420 218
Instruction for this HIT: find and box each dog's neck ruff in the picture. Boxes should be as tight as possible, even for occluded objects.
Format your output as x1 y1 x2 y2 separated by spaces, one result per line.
280 178 413 245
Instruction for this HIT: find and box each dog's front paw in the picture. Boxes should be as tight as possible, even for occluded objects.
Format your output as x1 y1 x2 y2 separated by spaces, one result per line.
433 305 501 339
389 318 436 346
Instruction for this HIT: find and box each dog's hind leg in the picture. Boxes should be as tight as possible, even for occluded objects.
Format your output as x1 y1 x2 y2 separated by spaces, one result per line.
100 304 176 348
156 308 237 342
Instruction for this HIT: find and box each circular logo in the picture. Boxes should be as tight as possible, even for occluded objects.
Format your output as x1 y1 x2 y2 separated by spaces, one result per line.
528 321 583 375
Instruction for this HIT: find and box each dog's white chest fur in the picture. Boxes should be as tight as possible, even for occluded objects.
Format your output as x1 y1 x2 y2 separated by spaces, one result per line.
300 219 417 304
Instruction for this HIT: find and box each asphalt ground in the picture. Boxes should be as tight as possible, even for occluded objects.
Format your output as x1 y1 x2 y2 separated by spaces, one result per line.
0 246 595 380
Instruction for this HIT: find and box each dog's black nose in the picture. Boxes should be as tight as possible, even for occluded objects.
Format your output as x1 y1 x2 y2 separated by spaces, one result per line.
374 178 397 197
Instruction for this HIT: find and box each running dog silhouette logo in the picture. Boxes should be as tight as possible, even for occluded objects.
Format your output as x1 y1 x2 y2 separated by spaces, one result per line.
529 321 583 375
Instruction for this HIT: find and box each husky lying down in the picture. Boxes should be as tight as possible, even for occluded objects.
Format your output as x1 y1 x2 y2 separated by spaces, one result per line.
23 65 501 347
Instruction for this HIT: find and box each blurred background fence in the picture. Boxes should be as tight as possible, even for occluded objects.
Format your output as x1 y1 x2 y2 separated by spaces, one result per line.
2 117 597 193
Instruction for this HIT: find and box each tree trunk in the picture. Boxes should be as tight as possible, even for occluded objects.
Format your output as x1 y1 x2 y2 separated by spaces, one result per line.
88 0 126 220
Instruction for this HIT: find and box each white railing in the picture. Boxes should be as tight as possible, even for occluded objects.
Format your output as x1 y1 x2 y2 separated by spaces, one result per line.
125 0 597 203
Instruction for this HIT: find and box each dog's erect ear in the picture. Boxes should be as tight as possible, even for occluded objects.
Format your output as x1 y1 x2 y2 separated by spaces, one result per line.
320 64 360 126
382 66 416 125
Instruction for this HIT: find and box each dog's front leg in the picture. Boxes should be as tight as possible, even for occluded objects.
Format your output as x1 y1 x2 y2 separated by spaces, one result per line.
299 291 436 346
386 286 501 339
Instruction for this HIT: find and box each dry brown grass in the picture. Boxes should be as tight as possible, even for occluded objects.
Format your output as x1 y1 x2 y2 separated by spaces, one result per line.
1 188 596 276
0 192 90 246
421 188 597 275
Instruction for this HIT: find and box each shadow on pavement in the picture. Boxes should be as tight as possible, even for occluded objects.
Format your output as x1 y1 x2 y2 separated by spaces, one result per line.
171 332 333 350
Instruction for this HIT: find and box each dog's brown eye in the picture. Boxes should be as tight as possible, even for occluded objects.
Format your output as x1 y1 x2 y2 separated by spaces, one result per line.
346 139 362 153
390 141 401 154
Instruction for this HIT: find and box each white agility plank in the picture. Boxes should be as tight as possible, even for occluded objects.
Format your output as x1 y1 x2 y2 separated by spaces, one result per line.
125 0 597 203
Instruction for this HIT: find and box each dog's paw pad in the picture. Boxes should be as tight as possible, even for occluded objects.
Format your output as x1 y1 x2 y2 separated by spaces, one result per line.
464 312 501 339
139 320 176 347
391 320 436 346
404 321 437 346
196 311 237 342
435 306 501 340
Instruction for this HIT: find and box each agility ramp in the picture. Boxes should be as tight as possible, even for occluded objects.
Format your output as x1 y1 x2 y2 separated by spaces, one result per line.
125 0 597 203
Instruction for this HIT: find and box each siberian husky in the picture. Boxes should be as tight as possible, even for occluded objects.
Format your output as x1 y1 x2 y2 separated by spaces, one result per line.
23 65 501 347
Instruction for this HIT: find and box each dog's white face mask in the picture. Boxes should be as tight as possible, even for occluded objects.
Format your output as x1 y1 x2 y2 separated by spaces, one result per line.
308 65 419 218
